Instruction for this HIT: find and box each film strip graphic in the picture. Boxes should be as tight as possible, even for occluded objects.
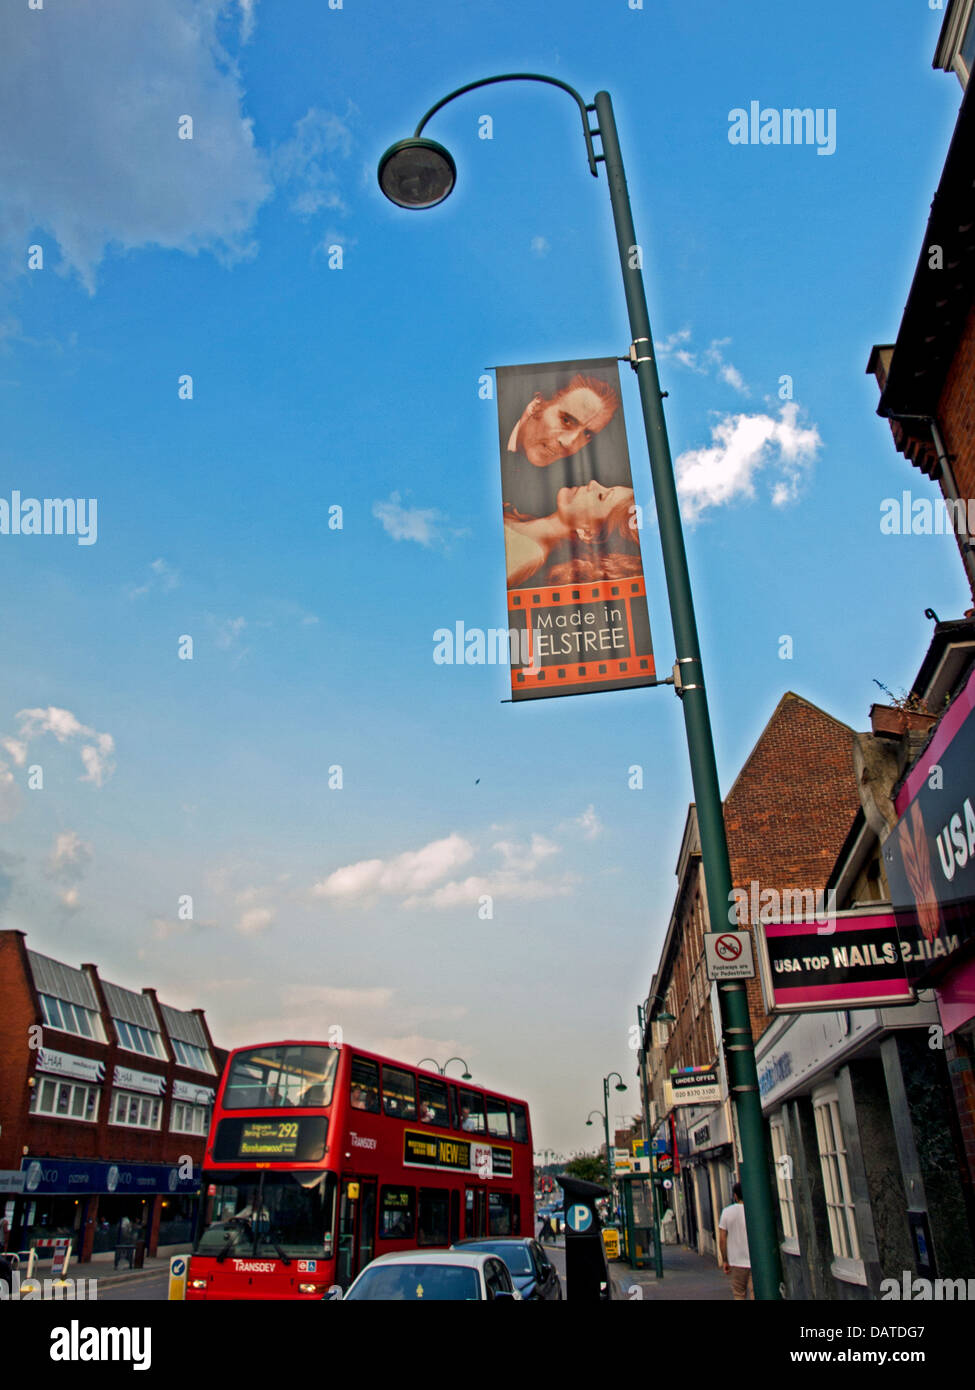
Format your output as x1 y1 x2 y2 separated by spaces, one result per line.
508 577 656 694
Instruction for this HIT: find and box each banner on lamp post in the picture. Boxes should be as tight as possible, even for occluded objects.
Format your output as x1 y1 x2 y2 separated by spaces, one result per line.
496 358 655 701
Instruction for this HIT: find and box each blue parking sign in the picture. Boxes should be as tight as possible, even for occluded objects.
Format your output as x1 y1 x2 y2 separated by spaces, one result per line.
566 1203 593 1233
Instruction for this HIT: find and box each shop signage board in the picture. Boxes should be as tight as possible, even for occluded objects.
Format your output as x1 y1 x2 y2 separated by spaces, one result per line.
883 665 975 984
754 905 916 1013
664 1069 721 1107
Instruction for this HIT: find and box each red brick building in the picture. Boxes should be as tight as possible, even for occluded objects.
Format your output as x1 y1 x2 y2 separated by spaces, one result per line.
0 930 224 1263
642 692 861 1256
867 4 975 599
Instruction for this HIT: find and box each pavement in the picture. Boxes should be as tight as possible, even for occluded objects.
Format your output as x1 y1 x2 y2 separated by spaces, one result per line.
545 1238 733 1300
11 1250 188 1293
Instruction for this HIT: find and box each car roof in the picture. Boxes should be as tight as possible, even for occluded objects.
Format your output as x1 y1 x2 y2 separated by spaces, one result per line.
358 1250 497 1269
452 1237 533 1246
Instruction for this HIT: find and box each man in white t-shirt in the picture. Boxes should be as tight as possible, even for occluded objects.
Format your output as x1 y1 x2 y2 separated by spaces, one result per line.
718 1183 752 1300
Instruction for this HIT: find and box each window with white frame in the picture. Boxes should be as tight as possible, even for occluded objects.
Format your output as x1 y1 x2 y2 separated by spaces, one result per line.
769 1116 798 1247
39 993 104 1041
111 1089 162 1130
170 1037 215 1073
30 1077 99 1122
170 1100 210 1136
812 1089 860 1263
113 1018 167 1060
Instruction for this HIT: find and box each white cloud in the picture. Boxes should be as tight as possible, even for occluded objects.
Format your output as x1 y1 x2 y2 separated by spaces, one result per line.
46 831 92 908
572 806 603 840
0 764 21 823
675 402 822 523
492 834 560 873
234 906 274 936
283 985 395 1011
313 833 475 902
13 707 116 786
0 0 272 296
215 616 248 653
657 330 750 396
274 107 354 219
412 873 574 910
530 236 550 257
372 493 464 549
129 558 180 599
1 738 27 766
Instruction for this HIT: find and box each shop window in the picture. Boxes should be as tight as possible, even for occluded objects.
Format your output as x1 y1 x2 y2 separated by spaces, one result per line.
171 1037 215 1072
30 1078 99 1122
113 1018 166 1060
111 1089 162 1130
170 1101 210 1135
812 1087 862 1276
382 1066 417 1120
39 993 103 1041
769 1117 798 1251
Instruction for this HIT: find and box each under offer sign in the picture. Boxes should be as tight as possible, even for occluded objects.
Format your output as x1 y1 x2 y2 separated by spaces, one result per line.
704 931 755 980
755 905 915 1014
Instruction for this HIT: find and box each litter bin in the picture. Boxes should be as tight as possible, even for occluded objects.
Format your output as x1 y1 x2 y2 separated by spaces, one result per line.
133 1239 146 1270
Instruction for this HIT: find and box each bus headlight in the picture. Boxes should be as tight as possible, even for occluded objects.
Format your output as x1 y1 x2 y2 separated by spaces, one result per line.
189 1279 208 1289
298 1283 320 1295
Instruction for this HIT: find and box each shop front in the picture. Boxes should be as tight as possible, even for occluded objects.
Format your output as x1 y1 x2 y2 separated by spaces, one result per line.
13 1157 200 1262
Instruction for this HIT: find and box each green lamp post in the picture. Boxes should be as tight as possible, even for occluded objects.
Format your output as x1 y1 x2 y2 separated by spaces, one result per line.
380 73 783 1299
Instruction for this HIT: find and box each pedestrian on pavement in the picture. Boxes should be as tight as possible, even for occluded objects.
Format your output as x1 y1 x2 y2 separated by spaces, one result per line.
718 1182 752 1300
539 1216 554 1244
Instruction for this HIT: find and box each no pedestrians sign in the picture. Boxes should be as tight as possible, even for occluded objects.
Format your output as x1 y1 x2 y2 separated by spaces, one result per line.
705 931 755 980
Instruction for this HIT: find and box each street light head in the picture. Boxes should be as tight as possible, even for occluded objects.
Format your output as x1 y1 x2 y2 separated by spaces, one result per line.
615 1082 627 1093
378 138 456 209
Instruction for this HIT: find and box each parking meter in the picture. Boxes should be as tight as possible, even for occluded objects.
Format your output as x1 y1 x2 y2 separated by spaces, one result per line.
558 1175 612 1301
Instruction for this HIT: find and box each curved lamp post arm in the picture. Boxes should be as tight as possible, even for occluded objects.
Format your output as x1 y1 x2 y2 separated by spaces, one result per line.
414 73 598 177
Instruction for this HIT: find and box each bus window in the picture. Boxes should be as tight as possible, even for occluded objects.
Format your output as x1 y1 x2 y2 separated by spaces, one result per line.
417 1189 449 1246
382 1066 417 1120
379 1187 415 1239
486 1095 509 1137
456 1088 486 1133
417 1075 448 1126
350 1057 380 1113
488 1191 513 1236
509 1102 528 1143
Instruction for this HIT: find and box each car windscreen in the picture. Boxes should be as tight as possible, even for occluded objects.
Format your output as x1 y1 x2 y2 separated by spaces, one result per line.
459 1241 534 1275
346 1263 480 1301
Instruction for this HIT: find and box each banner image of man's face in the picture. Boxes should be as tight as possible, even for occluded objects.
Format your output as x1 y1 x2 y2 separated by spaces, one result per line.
515 381 619 466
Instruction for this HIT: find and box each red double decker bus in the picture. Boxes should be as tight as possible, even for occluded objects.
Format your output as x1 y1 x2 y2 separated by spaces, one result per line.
186 1040 534 1299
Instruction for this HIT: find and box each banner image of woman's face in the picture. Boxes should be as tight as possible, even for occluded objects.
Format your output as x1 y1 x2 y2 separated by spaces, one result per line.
519 384 617 466
556 479 633 537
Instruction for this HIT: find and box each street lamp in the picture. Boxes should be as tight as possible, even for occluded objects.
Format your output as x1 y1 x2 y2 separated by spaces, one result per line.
416 1057 473 1080
602 1073 627 1201
636 995 675 1279
381 72 783 1300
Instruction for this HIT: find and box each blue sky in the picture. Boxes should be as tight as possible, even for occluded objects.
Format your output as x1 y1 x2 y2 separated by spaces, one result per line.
0 0 969 1156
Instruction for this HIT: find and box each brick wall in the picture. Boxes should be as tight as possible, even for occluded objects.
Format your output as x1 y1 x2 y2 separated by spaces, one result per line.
723 693 862 1041
938 300 975 600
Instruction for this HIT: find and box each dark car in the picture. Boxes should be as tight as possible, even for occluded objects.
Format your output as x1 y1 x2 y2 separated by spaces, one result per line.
451 1238 562 1301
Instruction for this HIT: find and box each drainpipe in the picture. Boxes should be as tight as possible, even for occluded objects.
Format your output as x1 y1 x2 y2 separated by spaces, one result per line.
882 409 975 594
